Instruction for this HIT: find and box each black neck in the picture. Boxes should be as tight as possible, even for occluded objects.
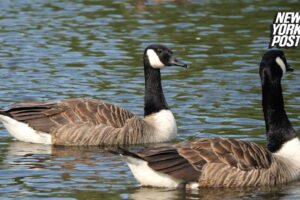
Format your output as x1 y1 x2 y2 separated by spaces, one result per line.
262 77 295 152
143 57 169 116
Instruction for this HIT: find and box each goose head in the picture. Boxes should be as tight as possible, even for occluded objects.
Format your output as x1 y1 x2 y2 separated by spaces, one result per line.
259 49 294 82
144 44 188 69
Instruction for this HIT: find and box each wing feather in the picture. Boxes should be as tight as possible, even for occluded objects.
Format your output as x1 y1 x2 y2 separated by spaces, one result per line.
134 138 273 186
49 117 155 146
2 98 136 136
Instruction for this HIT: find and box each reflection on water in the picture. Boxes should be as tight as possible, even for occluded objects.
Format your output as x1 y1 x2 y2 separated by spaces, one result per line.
130 187 185 200
3 141 300 199
0 0 300 199
2 141 137 198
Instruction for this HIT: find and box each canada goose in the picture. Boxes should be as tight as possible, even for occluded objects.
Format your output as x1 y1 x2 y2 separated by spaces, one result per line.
116 50 300 188
0 44 187 145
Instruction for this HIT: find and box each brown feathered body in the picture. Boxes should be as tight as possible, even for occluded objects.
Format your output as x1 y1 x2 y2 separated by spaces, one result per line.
124 138 300 188
0 98 172 146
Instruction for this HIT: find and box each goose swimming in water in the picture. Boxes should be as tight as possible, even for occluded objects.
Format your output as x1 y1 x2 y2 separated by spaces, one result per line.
0 44 187 146
117 50 300 188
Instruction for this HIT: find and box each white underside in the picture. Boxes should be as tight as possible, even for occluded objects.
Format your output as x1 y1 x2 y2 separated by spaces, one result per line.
0 115 52 144
125 156 181 188
274 137 300 176
125 155 199 189
144 109 177 142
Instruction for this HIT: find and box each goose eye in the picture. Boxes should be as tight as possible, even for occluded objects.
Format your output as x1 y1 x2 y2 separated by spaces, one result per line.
156 49 162 54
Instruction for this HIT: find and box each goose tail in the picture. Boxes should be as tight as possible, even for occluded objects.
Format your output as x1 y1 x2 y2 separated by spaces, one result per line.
111 146 183 188
0 109 9 117
109 147 144 160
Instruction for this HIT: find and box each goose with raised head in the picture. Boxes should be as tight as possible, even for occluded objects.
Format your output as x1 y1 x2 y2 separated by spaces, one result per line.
0 44 187 146
117 50 300 188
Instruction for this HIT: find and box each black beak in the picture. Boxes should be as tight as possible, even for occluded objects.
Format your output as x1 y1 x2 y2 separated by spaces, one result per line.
169 56 188 68
286 64 294 72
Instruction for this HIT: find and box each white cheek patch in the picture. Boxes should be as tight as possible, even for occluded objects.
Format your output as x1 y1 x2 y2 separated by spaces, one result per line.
146 49 165 69
276 57 286 75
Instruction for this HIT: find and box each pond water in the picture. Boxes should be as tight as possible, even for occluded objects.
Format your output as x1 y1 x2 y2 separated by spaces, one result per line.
0 0 300 199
